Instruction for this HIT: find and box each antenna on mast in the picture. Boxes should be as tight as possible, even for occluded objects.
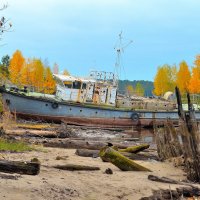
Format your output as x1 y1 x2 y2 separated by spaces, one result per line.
114 31 133 84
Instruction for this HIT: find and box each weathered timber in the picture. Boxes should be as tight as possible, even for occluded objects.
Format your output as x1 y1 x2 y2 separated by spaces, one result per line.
119 144 150 154
75 148 158 161
53 164 100 171
148 175 182 184
0 159 40 175
6 129 58 138
43 139 130 150
75 149 99 158
99 146 151 171
140 186 200 200
175 87 200 182
155 121 183 161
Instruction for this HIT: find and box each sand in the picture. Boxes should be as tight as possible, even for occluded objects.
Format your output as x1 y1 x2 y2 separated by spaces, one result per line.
0 147 190 200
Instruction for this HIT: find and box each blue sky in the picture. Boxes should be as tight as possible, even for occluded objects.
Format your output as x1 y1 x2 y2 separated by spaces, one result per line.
1 0 200 81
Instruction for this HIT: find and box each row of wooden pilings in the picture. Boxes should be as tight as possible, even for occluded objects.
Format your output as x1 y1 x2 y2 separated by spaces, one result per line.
155 87 200 182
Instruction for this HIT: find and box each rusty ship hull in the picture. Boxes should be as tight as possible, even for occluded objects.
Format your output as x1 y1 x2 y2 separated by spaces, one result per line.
0 87 190 127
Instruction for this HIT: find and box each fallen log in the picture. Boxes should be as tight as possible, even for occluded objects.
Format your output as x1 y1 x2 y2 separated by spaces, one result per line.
119 144 150 154
99 146 151 171
140 187 200 200
75 148 158 161
75 149 99 158
43 139 130 150
0 159 40 175
148 175 181 184
53 164 100 171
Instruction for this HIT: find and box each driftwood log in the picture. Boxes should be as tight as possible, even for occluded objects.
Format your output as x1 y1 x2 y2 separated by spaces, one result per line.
119 144 150 154
99 146 151 171
43 139 130 150
75 148 158 161
53 164 100 171
148 175 186 185
75 149 99 158
0 159 40 175
140 186 200 200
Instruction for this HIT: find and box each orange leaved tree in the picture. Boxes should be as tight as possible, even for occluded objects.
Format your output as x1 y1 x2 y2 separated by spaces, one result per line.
44 67 56 94
188 67 200 93
63 69 70 76
28 58 45 92
176 61 191 94
126 85 134 96
153 65 176 96
9 50 25 85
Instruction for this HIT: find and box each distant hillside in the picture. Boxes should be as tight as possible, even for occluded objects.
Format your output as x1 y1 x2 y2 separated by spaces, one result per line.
118 80 154 97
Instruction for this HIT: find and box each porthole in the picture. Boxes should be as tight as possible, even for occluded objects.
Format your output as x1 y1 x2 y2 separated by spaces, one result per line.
6 99 10 105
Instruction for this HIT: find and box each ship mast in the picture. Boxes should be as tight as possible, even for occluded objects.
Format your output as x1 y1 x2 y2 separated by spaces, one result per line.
114 32 133 86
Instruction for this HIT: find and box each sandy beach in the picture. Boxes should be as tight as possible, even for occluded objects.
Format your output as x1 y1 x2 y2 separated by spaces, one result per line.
0 146 189 200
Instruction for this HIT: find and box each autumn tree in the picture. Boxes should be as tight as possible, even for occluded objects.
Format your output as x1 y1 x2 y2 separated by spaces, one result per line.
9 50 25 85
194 55 200 68
126 85 134 96
176 61 191 94
29 58 45 91
63 69 70 76
44 67 56 94
188 67 200 93
20 58 33 86
153 64 176 96
135 83 145 96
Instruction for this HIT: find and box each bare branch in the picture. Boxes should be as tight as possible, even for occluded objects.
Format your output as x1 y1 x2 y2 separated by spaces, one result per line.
0 4 12 40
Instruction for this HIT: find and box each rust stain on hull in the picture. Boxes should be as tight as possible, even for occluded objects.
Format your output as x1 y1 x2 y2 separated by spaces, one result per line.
15 112 179 128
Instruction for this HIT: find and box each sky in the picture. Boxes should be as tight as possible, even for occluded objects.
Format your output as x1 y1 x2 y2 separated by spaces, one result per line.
0 0 200 81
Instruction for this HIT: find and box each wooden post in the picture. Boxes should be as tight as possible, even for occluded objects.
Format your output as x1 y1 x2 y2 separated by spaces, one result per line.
175 87 200 182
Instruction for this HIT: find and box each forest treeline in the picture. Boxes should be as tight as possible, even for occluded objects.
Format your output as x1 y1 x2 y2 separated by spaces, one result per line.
1 50 200 97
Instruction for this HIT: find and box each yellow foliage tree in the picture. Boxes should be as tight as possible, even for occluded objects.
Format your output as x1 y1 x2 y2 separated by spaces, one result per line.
153 65 176 96
135 83 145 96
194 55 200 68
188 67 200 93
20 59 32 86
28 58 45 92
126 85 134 96
176 61 191 94
44 67 56 94
63 69 70 76
9 50 25 85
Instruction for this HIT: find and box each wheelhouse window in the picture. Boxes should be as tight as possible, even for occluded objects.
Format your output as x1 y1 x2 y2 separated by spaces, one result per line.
82 83 87 89
73 81 81 89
